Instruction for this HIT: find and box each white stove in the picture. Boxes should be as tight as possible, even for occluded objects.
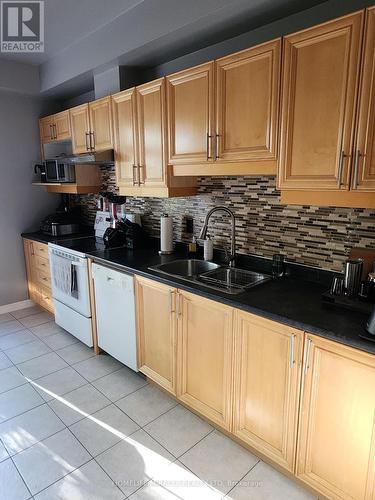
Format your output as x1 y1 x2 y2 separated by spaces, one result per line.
48 242 93 347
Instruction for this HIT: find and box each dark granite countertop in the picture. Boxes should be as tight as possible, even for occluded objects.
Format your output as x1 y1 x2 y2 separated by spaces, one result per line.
21 228 94 245
84 245 375 356
21 231 375 355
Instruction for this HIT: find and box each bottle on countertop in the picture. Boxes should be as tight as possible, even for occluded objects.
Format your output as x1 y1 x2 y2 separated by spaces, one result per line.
188 236 198 258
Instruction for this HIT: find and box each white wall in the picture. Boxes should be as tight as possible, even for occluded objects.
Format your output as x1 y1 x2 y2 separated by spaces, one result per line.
0 91 58 306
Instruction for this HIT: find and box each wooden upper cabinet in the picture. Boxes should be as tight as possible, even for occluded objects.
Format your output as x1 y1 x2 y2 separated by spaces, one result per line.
112 88 138 187
70 104 90 154
53 110 71 141
353 7 375 191
233 311 303 472
216 39 281 163
177 291 234 430
135 277 177 395
39 115 54 143
136 78 167 187
297 334 375 500
167 62 214 165
40 111 70 143
279 12 364 191
89 96 113 152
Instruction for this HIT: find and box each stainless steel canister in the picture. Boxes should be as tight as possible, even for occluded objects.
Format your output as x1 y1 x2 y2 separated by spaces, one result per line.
343 258 364 296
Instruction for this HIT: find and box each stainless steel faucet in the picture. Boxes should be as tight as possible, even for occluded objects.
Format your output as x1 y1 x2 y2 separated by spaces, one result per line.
199 206 236 267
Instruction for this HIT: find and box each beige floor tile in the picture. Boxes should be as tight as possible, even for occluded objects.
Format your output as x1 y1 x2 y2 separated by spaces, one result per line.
34 459 124 500
92 367 147 401
0 404 65 455
0 458 31 500
117 384 177 427
144 405 213 457
96 429 175 497
227 461 316 500
180 430 259 494
48 383 111 426
13 428 90 495
70 403 139 456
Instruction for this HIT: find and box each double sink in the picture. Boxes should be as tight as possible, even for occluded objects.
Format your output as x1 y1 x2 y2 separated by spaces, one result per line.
149 259 271 295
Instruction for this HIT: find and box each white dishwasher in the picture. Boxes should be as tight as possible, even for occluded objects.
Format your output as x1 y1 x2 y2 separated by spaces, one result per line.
92 263 138 371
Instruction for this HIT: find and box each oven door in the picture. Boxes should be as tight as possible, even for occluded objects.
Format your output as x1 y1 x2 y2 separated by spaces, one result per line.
48 247 91 318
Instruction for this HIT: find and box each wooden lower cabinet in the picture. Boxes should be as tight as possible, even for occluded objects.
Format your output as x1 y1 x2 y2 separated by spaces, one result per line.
233 310 303 472
134 275 375 500
177 291 234 430
297 334 375 500
23 239 54 314
135 277 177 395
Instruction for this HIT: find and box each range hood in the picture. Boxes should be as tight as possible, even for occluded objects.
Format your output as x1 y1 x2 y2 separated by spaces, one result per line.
42 140 114 165
55 149 115 165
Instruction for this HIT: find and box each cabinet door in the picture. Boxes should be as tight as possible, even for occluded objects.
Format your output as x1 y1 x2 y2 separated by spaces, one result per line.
216 39 281 163
233 311 303 471
136 78 167 187
23 239 40 304
135 277 177 395
112 89 138 187
70 104 90 154
166 62 214 165
177 291 233 430
89 96 113 151
54 110 71 141
353 7 375 191
39 115 54 144
279 12 364 190
297 334 375 500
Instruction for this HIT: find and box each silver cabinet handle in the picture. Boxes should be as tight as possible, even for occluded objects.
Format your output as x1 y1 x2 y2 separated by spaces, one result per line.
85 132 90 151
290 334 296 369
337 150 348 187
53 123 57 140
206 133 213 160
132 165 138 185
215 134 221 160
303 338 312 374
352 150 363 189
90 131 95 151
177 293 182 316
49 124 54 140
30 242 35 256
169 290 175 313
139 165 145 185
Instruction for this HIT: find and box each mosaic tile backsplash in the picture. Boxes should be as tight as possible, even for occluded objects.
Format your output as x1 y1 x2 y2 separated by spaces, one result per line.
73 165 375 272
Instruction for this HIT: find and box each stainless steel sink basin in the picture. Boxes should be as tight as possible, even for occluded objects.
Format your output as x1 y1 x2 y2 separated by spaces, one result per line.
198 267 271 292
150 258 271 294
150 259 221 278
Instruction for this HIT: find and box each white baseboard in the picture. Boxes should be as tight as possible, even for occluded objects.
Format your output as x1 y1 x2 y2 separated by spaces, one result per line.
0 300 35 315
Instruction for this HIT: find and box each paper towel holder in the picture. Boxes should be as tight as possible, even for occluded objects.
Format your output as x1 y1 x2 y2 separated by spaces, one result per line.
159 213 174 255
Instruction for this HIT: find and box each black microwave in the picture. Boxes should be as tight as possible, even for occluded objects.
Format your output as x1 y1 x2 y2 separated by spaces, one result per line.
36 160 76 183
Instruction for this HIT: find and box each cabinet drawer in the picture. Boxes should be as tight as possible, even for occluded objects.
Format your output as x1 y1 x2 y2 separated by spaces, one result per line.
35 267 51 289
35 255 50 272
32 242 49 258
38 286 54 313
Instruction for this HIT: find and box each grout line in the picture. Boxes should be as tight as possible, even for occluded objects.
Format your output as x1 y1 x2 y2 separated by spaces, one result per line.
5 346 54 367
8 449 34 499
0 385 47 425
223 459 261 498
9 308 45 320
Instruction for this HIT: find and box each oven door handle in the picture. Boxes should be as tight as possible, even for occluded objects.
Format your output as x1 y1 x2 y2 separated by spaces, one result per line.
71 261 86 267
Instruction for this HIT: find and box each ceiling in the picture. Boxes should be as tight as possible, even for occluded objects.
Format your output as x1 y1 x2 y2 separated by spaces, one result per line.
0 0 332 98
